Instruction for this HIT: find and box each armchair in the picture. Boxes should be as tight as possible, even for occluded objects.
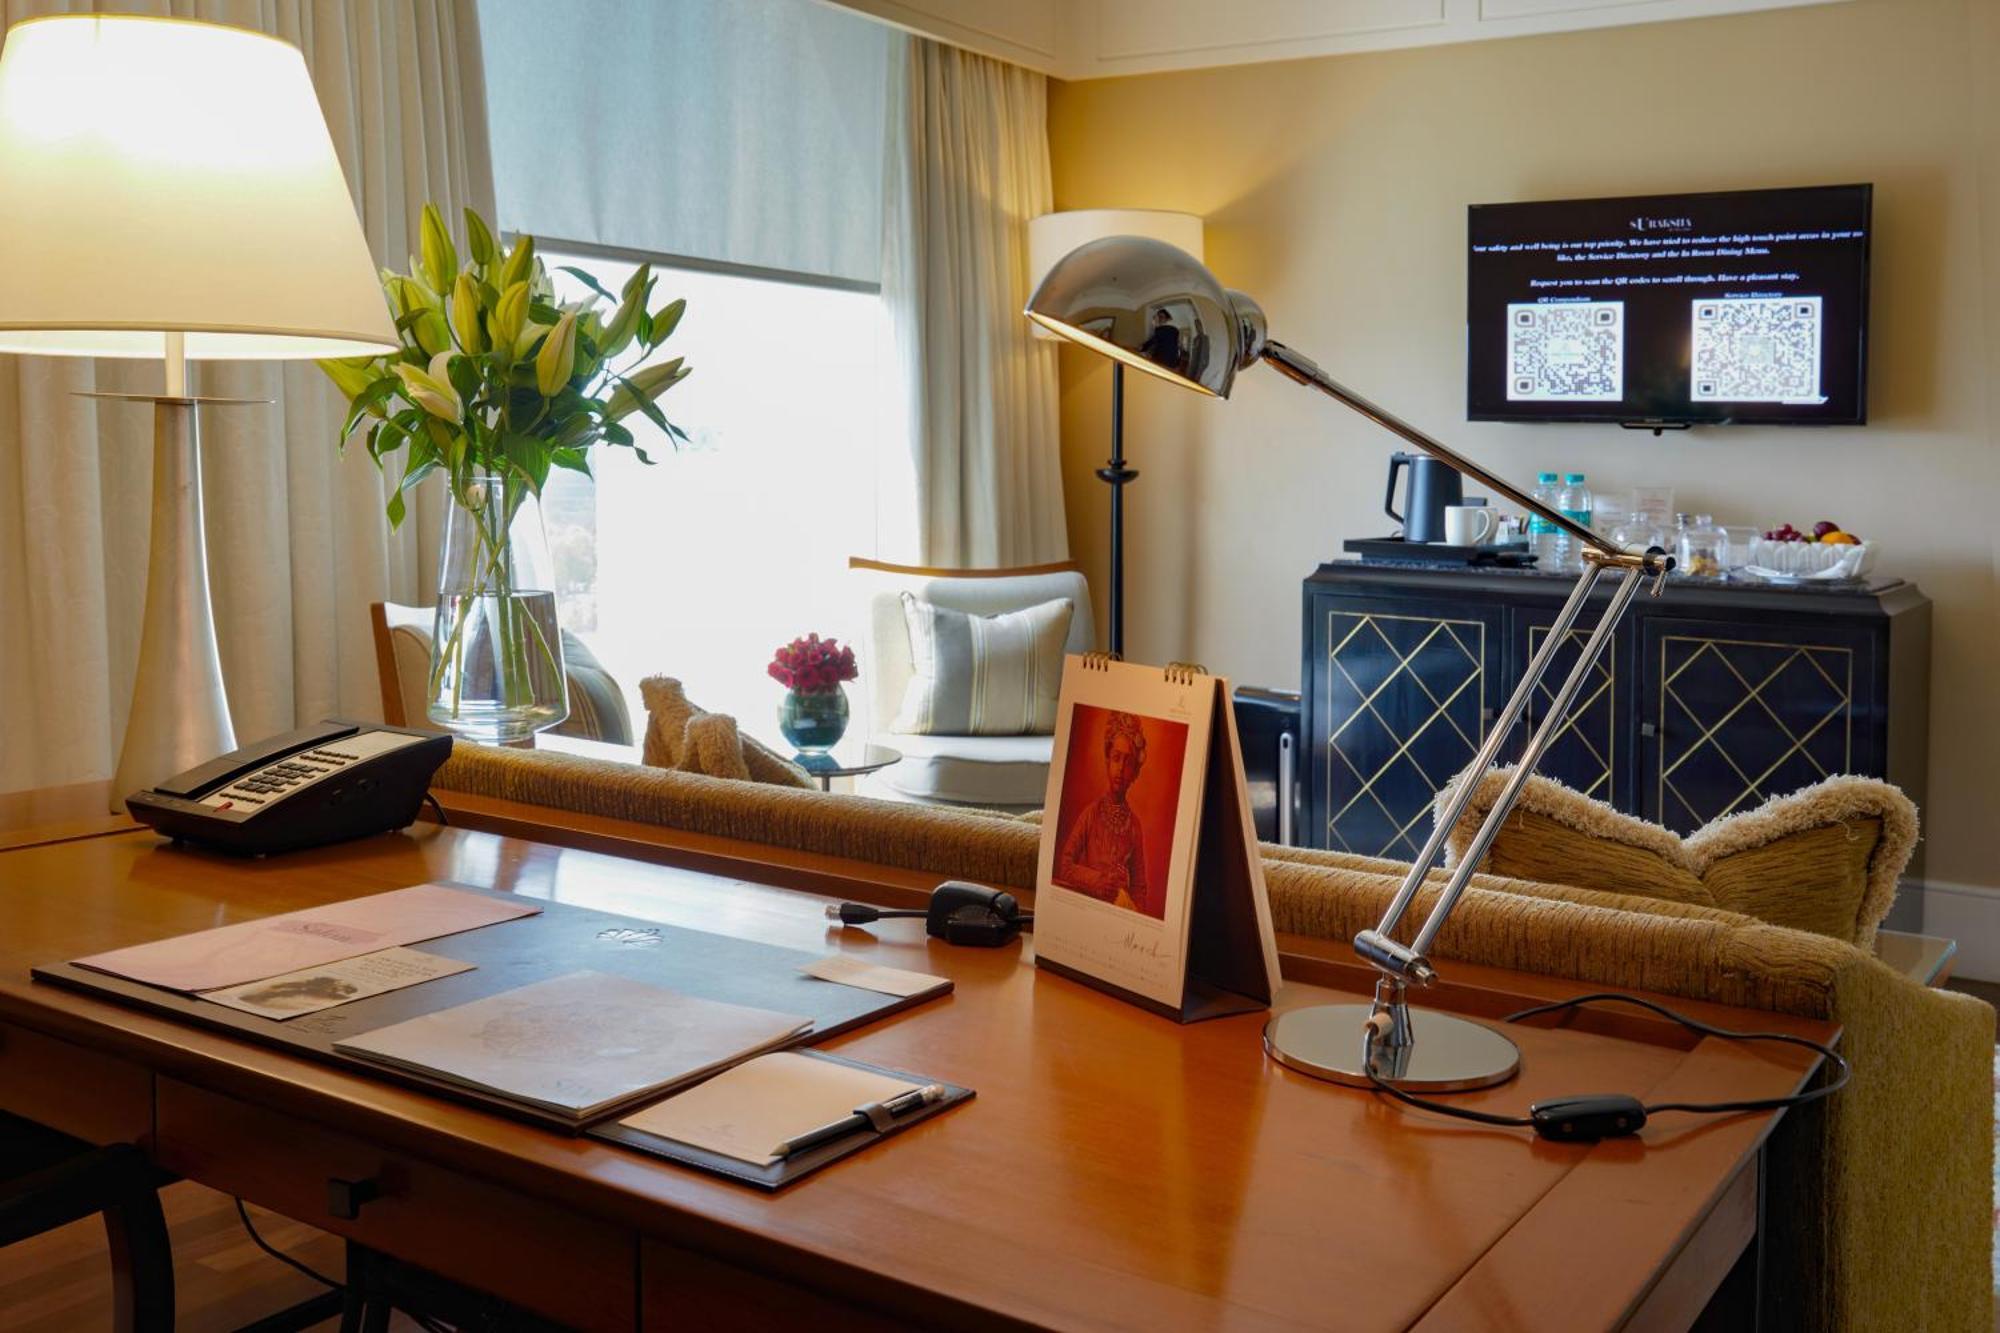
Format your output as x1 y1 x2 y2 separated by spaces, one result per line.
847 558 1094 811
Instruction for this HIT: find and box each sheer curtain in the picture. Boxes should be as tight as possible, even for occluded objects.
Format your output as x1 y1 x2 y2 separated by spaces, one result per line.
881 35 1067 568
0 0 493 793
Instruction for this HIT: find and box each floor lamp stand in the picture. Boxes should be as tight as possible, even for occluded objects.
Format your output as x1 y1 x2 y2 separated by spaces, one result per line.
1096 362 1139 658
101 337 254 812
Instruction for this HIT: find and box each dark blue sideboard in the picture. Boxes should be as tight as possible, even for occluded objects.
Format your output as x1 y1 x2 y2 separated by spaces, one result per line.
1300 563 1931 919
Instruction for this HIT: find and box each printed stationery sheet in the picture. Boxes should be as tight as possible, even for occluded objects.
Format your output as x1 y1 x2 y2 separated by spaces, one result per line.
75 884 540 993
198 947 473 1020
1034 658 1215 1010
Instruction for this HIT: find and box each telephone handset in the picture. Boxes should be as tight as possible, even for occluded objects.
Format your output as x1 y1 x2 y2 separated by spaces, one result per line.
126 720 452 856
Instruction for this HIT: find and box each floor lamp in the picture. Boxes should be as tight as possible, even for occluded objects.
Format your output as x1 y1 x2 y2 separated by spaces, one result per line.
1028 211 1204 658
1027 236 1672 1090
0 16 399 810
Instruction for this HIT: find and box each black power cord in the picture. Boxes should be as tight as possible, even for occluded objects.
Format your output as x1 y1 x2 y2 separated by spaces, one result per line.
235 1198 452 1333
1362 991 1850 1142
423 791 449 825
234 1197 343 1291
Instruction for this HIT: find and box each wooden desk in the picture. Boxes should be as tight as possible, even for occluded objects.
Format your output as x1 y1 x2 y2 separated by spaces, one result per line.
0 822 1831 1331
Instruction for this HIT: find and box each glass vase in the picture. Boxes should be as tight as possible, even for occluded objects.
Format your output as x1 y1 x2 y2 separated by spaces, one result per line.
778 686 849 754
428 475 569 744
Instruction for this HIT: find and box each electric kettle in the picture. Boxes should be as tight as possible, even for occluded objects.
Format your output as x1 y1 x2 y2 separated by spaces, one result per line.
1384 452 1463 544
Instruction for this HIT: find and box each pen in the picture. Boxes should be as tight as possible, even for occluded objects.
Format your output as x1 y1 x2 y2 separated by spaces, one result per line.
771 1083 947 1159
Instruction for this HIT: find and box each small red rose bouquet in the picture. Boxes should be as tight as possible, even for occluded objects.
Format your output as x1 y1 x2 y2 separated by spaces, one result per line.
767 633 858 696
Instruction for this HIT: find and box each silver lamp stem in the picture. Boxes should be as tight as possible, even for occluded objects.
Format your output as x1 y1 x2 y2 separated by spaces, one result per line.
1362 561 1606 966
109 338 235 811
1367 560 1647 968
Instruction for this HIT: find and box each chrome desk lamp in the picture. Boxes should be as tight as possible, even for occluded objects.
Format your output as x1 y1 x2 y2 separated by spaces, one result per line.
1027 236 1672 1090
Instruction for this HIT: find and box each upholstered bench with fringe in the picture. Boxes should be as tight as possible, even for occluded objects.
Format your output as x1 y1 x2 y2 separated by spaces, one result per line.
432 743 1993 1331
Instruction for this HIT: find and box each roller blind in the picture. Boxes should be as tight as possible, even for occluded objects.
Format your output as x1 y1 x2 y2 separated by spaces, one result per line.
477 0 890 287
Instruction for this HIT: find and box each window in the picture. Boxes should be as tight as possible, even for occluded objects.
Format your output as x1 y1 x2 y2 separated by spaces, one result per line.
542 252 892 729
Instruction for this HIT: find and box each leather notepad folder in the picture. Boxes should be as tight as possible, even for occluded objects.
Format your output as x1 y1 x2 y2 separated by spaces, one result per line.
592 1050 973 1190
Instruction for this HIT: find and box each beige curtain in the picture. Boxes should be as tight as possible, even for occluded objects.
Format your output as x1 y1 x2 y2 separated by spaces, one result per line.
0 0 493 793
881 35 1066 568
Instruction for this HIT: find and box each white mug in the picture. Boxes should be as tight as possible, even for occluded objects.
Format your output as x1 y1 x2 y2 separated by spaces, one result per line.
1442 505 1497 547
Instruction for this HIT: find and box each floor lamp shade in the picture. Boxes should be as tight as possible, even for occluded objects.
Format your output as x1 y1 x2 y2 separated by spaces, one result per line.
1027 210 1203 340
0 15 398 812
0 15 396 360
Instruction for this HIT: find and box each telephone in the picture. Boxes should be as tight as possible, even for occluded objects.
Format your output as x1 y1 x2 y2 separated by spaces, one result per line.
126 721 452 856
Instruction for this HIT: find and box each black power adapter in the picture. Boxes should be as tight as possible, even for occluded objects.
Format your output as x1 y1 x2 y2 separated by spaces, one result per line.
825 880 1031 947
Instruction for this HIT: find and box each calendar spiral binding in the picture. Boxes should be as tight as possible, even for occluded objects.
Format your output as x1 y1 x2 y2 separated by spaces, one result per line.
1082 653 1208 684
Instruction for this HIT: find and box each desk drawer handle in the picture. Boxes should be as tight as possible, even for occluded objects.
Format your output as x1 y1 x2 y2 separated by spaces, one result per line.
327 1176 380 1220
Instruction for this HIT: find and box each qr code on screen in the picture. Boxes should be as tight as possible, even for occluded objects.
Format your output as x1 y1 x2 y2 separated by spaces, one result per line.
1690 297 1824 404
1505 302 1623 401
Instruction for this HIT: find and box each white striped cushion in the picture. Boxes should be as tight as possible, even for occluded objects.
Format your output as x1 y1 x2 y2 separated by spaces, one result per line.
891 593 1072 736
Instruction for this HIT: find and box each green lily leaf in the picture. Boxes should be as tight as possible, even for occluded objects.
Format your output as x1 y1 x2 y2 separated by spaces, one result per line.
340 376 400 440
557 265 616 304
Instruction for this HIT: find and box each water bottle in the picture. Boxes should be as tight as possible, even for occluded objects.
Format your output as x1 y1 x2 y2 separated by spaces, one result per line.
1556 473 1594 572
1548 474 1581 573
1562 473 1594 536
1528 472 1561 570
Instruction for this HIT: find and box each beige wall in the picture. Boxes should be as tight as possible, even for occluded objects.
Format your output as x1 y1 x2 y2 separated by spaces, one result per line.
1047 0 2000 892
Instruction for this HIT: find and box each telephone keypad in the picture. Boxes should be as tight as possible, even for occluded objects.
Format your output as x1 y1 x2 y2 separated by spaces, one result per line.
197 729 428 814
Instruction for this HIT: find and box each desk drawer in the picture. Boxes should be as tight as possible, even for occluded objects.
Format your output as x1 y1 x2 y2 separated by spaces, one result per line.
155 1078 634 1330
0 1021 152 1145
641 1239 909 1332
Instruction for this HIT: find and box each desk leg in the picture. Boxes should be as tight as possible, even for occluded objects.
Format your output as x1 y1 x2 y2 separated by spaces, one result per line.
102 1189 174 1333
1691 1147 1764 1332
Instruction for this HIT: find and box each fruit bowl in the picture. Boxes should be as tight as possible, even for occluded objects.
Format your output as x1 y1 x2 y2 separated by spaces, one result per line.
1744 538 1877 581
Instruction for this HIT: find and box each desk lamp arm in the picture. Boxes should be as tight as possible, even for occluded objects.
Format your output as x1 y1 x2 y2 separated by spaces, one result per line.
1260 341 1617 559
1256 340 1671 999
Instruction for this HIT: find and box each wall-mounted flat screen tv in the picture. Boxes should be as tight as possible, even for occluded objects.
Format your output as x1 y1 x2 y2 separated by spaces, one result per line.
1467 184 1871 426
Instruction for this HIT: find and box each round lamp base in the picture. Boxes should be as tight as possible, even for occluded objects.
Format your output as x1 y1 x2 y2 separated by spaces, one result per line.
1263 1003 1520 1092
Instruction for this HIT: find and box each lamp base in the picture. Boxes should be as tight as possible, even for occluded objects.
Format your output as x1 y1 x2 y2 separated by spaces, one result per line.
1263 1003 1519 1092
110 399 234 812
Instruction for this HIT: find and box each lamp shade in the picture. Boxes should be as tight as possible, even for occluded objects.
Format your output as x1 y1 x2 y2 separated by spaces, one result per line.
1028 209 1203 290
0 15 396 361
1026 234 1265 398
1027 209 1204 345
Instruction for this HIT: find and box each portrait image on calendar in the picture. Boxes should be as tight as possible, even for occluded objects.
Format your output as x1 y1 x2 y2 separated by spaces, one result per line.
1034 655 1280 1020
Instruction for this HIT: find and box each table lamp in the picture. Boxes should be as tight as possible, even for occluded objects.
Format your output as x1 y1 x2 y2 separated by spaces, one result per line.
1028 210 1203 658
0 16 398 810
1027 236 1672 1091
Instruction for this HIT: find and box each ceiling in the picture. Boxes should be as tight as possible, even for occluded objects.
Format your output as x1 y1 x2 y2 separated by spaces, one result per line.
825 0 1852 79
